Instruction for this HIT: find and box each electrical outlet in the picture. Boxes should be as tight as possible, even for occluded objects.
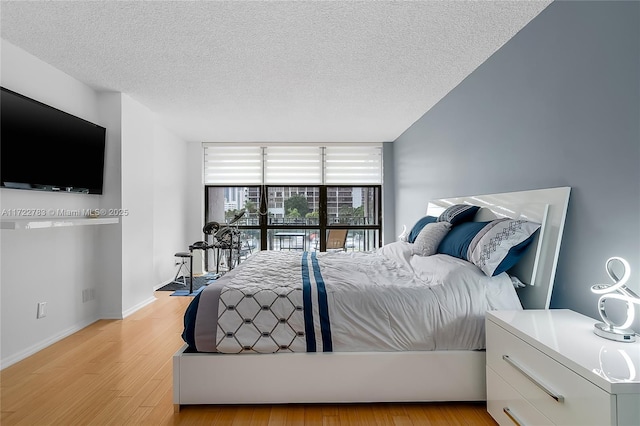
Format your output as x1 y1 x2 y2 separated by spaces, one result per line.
37 302 47 319
82 288 96 302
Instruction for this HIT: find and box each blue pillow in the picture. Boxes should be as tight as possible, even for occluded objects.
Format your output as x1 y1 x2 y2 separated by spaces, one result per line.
469 221 541 276
437 218 542 277
437 204 480 226
436 221 490 259
491 230 540 276
408 216 438 243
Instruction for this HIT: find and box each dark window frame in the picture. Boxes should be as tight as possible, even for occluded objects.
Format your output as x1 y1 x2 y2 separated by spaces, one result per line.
204 185 382 252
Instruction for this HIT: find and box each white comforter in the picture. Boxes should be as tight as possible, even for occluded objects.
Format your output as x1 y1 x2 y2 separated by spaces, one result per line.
186 243 522 353
328 242 522 351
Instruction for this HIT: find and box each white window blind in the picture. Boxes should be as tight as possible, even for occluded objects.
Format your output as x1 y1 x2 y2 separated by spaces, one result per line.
203 145 262 184
324 145 382 184
264 146 322 184
203 143 382 185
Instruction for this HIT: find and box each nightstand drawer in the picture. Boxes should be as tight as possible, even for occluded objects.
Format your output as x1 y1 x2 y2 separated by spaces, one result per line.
487 320 615 426
487 366 553 426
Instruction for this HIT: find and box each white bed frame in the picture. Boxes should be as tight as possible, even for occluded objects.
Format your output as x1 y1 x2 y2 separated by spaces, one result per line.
173 186 571 410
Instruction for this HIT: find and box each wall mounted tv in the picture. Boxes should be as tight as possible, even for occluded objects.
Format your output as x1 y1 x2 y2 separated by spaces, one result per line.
1 87 106 195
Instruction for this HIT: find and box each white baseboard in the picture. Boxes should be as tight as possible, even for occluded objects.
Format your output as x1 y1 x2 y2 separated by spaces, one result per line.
101 294 158 319
153 281 168 291
0 317 98 370
122 296 156 318
1 296 157 370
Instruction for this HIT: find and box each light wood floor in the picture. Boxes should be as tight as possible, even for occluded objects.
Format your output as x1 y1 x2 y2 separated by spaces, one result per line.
1 291 497 425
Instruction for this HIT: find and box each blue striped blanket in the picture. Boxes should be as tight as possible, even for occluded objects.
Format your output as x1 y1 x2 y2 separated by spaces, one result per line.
182 251 333 353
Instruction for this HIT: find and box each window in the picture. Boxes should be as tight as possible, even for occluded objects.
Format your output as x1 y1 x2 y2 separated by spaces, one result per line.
205 185 381 254
203 143 383 258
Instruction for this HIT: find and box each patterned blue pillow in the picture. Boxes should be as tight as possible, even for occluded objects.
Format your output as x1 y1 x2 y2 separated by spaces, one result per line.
437 204 480 226
468 219 540 276
437 218 541 277
407 215 438 243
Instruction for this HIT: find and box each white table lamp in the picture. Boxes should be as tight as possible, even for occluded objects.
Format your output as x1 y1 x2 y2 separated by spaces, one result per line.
591 257 639 342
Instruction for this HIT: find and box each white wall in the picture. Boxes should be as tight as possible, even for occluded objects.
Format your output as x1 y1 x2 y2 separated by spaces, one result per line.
0 39 108 366
152 126 191 288
0 39 191 367
120 95 156 314
96 92 123 319
186 142 206 245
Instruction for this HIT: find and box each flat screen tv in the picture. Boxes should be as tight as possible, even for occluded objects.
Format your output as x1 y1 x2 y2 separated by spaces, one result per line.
1 87 106 194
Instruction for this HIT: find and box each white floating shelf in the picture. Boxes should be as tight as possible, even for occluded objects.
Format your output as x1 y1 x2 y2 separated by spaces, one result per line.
1 217 119 230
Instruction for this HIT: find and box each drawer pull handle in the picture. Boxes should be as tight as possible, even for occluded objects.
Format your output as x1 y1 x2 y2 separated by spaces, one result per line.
502 355 565 403
503 407 524 426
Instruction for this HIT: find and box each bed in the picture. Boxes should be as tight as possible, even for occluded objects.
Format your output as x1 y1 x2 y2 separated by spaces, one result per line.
173 186 571 410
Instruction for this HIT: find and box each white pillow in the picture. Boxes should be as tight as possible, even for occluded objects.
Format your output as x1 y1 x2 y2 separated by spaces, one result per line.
377 241 414 271
412 222 452 256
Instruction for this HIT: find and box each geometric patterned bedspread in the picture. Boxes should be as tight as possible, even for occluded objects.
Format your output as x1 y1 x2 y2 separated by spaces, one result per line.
182 246 523 354
183 251 329 353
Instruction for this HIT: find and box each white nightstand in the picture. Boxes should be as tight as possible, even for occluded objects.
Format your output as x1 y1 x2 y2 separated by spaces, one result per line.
486 309 640 426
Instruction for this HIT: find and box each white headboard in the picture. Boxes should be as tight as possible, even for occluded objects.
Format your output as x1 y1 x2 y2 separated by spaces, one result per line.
426 187 571 309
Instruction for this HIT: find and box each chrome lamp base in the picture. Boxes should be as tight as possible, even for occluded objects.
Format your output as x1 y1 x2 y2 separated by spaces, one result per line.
594 322 636 343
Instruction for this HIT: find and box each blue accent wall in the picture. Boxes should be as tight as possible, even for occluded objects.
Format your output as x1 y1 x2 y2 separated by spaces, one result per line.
393 1 639 328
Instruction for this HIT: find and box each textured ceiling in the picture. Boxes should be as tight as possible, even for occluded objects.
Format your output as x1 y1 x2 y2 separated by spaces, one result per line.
0 1 552 143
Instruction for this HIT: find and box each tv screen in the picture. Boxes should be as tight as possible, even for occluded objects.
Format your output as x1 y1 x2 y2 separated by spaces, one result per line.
1 87 106 194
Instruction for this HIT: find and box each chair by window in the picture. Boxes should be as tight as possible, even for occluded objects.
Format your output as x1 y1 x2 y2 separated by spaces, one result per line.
326 229 348 251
